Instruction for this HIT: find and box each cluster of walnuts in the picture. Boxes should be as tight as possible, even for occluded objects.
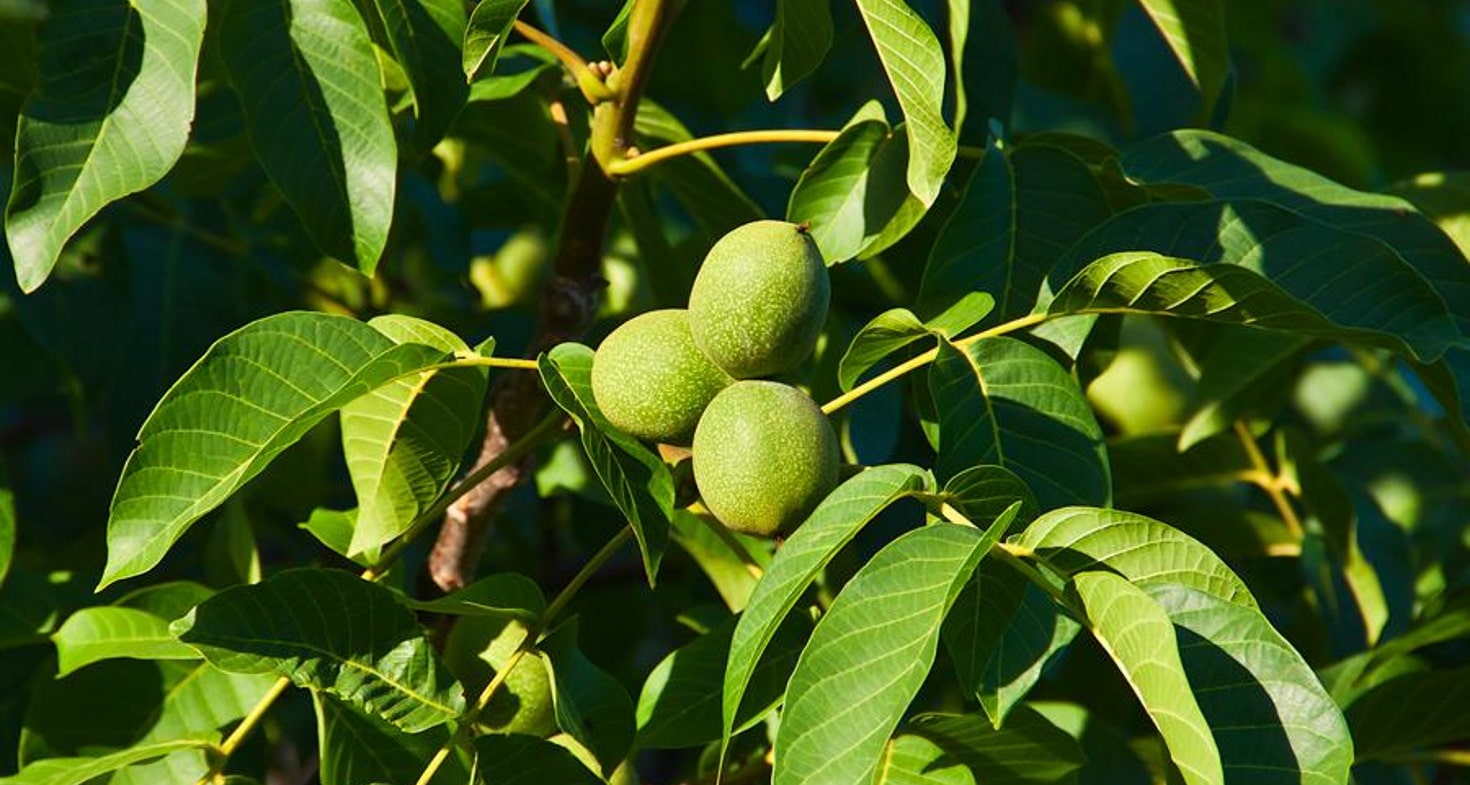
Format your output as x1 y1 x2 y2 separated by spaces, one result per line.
591 220 839 537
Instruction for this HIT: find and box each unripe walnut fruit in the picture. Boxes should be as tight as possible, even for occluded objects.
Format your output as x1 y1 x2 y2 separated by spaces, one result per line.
688 220 829 379
692 380 840 537
591 309 732 444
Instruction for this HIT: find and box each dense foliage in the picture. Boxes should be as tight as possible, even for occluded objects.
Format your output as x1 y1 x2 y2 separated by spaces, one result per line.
2 1 1469 784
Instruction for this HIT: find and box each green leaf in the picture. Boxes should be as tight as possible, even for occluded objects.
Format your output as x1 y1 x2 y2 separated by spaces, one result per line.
474 734 603 785
218 0 397 273
908 705 1087 783
787 102 926 263
1135 0 1228 111
1121 130 1470 337
1178 328 1309 450
4 0 205 293
944 558 1079 727
1387 171 1470 260
722 464 930 751
404 573 545 622
1148 584 1353 785
51 607 198 677
853 0 957 206
669 510 769 612
0 739 216 785
1345 664 1470 760
928 337 1110 509
1016 507 1257 608
1047 200 1459 362
314 693 463 785
137 663 279 744
539 343 672 584
0 462 12 588
760 0 832 101
838 293 994 391
539 621 636 774
102 312 451 589
463 0 532 82
633 100 764 236
1070 572 1222 785
300 508 366 565
939 465 1038 531
341 315 487 561
875 734 975 785
774 521 1006 785
636 613 808 749
918 142 1111 320
367 0 468 150
175 568 465 733
1048 252 1453 363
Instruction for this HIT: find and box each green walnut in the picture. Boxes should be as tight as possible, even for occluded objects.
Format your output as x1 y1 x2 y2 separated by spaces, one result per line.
591 309 732 444
692 380 840 537
442 617 556 737
688 220 829 379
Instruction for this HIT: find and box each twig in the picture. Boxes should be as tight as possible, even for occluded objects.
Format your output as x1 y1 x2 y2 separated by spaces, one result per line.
1232 421 1305 540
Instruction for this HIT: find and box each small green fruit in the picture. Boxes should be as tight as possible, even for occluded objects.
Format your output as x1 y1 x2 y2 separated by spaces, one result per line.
442 617 556 737
592 309 732 444
692 380 840 536
688 220 829 378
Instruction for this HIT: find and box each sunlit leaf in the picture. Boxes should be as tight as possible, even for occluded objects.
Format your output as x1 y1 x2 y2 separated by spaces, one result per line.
103 312 452 589
838 292 994 391
1070 572 1222 785
1149 584 1353 784
51 607 198 676
5 0 205 292
540 343 671 583
175 568 465 732
0 738 216 785
341 315 487 561
404 572 545 622
218 0 397 273
722 465 930 753
0 462 13 588
1016 507 1257 608
463 0 533 82
774 521 1006 785
875 734 974 785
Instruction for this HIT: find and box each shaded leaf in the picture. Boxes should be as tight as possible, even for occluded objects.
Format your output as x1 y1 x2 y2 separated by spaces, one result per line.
138 662 279 744
463 0 533 82
939 464 1038 531
722 465 930 751
51 607 198 677
928 337 1110 509
1178 327 1308 450
5 0 205 292
219 0 397 273
775 519 1009 785
669 511 769 613
539 621 636 774
368 0 468 149
539 343 671 583
1016 507 1257 608
1070 572 1221 785
474 733 603 785
103 312 451 588
633 101 764 236
944 558 1079 726
918 143 1111 320
1135 0 1228 110
341 315 487 560
175 568 465 733
637 613 809 749
909 705 1086 783
760 0 832 101
314 693 463 785
0 463 12 588
1149 584 1353 785
1345 664 1470 760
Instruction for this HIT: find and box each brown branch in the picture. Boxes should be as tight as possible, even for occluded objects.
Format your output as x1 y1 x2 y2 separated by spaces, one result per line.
426 1 674 592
